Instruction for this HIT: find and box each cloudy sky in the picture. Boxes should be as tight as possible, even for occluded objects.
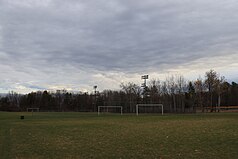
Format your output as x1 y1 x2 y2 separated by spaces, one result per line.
0 0 238 94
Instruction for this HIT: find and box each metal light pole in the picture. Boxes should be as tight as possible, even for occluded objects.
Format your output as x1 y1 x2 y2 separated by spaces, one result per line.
141 75 149 87
94 85 97 95
94 86 97 112
141 75 149 103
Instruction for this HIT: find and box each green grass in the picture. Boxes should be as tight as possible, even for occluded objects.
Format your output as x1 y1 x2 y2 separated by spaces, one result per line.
0 112 238 159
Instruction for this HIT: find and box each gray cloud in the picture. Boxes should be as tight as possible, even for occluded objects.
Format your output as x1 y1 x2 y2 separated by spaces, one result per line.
0 0 238 93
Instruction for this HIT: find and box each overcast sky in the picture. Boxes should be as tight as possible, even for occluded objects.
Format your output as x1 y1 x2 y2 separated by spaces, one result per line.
0 0 238 94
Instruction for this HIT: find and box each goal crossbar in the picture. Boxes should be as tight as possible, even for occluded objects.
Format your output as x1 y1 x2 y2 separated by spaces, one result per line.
136 104 163 116
98 106 123 115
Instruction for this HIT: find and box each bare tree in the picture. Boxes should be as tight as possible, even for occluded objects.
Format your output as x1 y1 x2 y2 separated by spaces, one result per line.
187 81 195 112
166 75 178 112
120 82 142 112
55 89 66 111
216 76 226 112
148 79 161 103
161 81 168 95
176 75 187 112
204 70 219 112
7 91 20 110
194 77 205 112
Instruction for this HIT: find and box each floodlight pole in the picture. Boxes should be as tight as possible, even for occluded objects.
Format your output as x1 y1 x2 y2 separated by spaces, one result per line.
136 104 138 116
141 75 149 88
94 86 97 112
141 75 149 102
94 85 97 95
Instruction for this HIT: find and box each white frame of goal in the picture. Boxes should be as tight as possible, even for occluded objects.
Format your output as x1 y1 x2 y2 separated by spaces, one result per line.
136 104 164 116
98 106 123 115
27 108 40 112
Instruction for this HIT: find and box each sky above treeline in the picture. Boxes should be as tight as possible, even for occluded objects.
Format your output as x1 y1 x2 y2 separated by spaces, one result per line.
0 0 238 94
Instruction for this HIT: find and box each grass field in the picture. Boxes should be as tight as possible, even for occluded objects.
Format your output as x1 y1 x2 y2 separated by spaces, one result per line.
0 112 238 159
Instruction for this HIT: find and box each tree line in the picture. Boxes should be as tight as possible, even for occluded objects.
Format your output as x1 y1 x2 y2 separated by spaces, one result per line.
0 70 238 113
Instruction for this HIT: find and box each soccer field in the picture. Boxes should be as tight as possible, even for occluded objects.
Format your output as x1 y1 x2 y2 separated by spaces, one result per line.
0 112 238 159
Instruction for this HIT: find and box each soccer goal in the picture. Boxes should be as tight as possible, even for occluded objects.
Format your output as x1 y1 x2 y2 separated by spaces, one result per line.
136 104 163 116
27 108 40 112
98 106 123 115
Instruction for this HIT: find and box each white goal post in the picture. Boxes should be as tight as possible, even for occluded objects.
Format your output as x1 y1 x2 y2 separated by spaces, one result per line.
98 106 123 115
136 104 164 116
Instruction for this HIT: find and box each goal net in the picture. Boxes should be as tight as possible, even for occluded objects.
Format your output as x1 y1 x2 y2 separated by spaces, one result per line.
98 106 123 115
136 104 163 115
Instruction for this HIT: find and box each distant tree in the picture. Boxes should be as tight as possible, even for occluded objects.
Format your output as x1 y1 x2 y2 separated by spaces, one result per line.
63 92 73 111
148 79 161 103
0 97 10 111
176 75 187 112
188 81 195 93
26 92 39 109
215 76 227 111
220 82 231 106
0 69 235 113
230 82 238 105
161 81 168 94
166 75 178 112
120 82 141 113
55 90 66 111
204 70 220 112
194 77 205 111
7 91 20 111
41 91 53 111
187 81 195 112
